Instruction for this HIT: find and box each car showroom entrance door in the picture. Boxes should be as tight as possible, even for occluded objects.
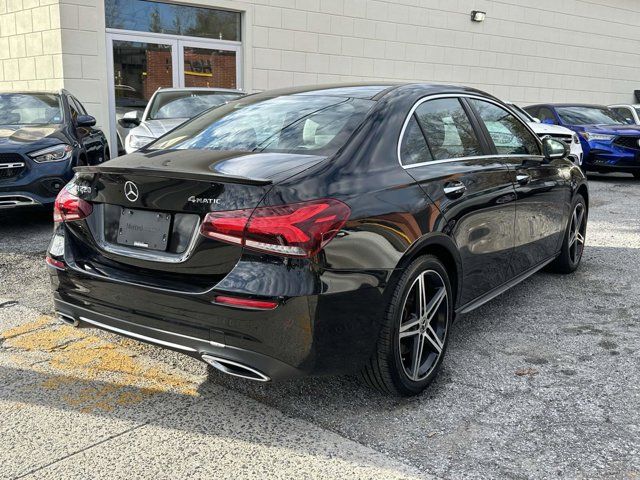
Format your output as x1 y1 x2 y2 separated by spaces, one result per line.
106 33 242 155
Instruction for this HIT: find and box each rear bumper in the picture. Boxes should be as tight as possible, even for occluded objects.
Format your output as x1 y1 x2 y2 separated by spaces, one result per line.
54 297 301 381
49 259 391 381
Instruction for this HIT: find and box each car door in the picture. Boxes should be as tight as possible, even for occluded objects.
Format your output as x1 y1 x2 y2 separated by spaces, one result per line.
466 98 571 277
399 96 517 307
69 95 105 164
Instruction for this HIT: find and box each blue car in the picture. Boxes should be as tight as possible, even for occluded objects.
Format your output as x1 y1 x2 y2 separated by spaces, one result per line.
523 103 640 178
0 90 109 209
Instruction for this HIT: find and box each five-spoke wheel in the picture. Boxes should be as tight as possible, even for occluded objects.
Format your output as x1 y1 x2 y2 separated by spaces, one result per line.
398 270 448 382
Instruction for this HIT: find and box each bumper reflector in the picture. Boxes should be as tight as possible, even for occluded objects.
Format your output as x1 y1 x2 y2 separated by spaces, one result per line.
45 256 65 270
214 295 278 310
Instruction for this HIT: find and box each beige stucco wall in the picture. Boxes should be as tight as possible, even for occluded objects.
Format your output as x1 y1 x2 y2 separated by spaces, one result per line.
3 0 640 153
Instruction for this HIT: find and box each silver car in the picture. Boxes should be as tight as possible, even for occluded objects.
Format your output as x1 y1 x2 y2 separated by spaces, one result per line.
120 87 244 154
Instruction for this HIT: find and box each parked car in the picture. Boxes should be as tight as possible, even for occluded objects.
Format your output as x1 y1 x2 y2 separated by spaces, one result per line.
114 84 148 156
48 84 588 396
120 87 244 154
505 102 583 165
0 90 109 209
608 104 640 125
524 103 640 178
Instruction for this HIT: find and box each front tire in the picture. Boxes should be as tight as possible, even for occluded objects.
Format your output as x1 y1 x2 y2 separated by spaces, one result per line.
550 194 587 274
360 255 453 396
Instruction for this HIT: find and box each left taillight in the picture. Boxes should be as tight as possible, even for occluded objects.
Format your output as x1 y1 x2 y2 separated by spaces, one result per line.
53 186 92 222
200 198 351 258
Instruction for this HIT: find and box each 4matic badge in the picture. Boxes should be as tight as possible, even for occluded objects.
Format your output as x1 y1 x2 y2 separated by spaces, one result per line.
187 195 220 205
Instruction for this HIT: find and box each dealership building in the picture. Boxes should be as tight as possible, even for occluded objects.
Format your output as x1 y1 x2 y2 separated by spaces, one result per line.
0 0 639 153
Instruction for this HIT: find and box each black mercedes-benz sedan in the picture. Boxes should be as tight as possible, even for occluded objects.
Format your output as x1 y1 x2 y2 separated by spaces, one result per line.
47 84 588 396
0 90 109 209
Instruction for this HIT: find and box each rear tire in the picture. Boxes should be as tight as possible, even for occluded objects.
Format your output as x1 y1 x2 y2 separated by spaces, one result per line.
550 194 587 274
359 255 453 396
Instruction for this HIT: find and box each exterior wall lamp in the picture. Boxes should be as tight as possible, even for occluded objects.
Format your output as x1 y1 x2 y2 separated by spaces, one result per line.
471 10 486 22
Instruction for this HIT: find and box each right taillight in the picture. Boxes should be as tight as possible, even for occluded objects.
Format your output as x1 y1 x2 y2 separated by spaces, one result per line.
53 186 92 222
200 199 350 258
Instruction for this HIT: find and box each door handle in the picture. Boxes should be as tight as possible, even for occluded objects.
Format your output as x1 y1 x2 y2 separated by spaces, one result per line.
443 181 467 198
516 172 531 185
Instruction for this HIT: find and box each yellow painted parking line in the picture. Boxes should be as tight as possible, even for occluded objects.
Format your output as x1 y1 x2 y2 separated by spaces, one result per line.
2 315 199 414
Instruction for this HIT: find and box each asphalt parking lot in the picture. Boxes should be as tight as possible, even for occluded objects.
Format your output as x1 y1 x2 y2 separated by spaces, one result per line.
1 174 638 479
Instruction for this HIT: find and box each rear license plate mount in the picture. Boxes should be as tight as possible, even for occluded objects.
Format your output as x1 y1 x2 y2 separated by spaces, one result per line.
117 208 171 251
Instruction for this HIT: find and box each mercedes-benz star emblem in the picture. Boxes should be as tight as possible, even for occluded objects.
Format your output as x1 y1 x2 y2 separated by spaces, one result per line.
124 181 139 202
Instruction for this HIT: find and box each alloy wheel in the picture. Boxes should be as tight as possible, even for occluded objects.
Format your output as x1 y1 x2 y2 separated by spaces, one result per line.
569 203 586 264
398 270 449 382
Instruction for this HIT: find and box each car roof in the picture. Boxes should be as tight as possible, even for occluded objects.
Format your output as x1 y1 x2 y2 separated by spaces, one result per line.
155 87 243 94
609 103 640 108
0 91 61 96
245 82 495 101
528 103 609 109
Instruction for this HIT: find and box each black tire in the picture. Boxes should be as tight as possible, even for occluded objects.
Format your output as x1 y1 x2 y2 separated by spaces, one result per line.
550 194 587 274
104 147 110 162
359 255 453 396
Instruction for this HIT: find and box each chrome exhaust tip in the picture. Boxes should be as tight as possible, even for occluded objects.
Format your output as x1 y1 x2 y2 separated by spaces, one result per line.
202 354 270 382
57 312 79 327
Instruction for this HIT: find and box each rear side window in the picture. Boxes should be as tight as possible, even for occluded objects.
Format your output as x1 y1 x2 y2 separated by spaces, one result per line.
413 98 483 160
400 116 432 165
469 99 541 156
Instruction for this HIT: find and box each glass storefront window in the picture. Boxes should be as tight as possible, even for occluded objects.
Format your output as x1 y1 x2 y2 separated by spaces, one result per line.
105 0 241 41
183 47 237 89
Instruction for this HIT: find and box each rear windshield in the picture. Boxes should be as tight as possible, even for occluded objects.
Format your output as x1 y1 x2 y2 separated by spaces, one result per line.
0 93 62 125
148 91 243 120
556 106 625 125
149 94 374 155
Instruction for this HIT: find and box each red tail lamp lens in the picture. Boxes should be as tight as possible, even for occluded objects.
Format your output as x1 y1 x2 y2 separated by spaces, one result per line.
200 199 350 257
53 187 92 222
214 295 278 310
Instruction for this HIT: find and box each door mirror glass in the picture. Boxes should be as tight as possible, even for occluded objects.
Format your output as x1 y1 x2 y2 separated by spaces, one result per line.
77 114 96 127
119 110 141 127
542 136 568 160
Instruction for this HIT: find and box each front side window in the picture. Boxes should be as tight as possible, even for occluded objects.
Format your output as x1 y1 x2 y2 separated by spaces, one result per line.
413 98 483 160
148 91 243 120
469 99 541 156
555 106 625 125
151 94 374 156
0 93 62 125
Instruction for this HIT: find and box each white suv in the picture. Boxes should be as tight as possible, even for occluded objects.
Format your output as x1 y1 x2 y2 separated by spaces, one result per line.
608 104 640 125
506 102 583 165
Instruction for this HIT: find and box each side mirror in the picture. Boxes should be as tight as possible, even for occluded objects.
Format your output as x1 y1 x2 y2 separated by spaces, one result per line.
532 117 541 123
542 136 568 160
118 110 141 127
76 114 96 127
